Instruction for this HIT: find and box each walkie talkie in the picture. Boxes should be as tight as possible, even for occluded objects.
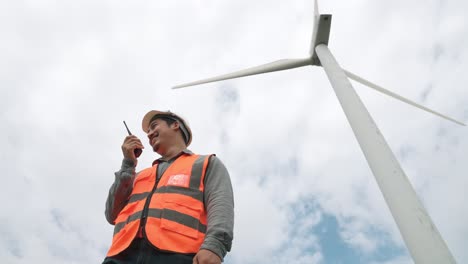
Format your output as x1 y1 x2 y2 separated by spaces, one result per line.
123 121 143 158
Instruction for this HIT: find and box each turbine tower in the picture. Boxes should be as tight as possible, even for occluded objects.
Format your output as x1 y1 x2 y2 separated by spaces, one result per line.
173 1 463 263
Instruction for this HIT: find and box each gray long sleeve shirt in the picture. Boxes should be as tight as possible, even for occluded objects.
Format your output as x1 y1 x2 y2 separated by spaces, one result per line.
105 149 234 260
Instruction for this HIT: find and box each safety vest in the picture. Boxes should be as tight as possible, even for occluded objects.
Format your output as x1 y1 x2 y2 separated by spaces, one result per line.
106 153 211 257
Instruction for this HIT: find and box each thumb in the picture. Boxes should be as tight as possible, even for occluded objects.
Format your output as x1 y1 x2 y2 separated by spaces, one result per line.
192 253 199 264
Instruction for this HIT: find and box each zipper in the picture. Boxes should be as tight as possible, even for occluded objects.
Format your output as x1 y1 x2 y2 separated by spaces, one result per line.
140 165 160 239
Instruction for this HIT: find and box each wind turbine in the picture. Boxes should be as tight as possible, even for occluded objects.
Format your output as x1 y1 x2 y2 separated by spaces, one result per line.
173 1 464 263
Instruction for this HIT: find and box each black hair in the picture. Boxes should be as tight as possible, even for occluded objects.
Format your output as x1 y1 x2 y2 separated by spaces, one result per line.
158 116 177 126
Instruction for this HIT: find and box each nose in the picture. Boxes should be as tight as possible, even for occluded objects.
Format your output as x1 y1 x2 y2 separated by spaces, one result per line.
147 127 155 140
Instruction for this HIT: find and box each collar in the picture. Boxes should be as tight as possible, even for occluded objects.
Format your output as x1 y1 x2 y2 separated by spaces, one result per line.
152 149 193 166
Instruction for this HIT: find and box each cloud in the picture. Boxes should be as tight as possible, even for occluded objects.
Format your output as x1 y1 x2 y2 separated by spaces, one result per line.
1 0 467 263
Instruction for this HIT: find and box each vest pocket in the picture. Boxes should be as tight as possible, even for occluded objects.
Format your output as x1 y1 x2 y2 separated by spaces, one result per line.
115 201 139 223
160 200 201 239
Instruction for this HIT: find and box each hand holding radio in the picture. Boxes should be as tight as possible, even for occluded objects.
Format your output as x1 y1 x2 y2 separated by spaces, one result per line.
122 121 143 159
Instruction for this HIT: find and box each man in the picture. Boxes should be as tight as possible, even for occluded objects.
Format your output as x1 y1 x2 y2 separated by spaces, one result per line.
103 110 234 264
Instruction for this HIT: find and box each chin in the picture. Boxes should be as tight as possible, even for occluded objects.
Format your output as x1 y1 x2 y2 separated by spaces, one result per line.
152 145 160 153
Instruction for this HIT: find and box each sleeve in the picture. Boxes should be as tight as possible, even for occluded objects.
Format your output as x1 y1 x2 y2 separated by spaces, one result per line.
200 155 235 260
104 158 137 225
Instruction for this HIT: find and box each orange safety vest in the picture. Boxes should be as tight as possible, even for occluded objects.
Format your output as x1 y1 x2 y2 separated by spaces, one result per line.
106 153 211 257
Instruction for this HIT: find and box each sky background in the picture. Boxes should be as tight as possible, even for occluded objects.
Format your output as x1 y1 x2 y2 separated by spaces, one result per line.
1 0 467 263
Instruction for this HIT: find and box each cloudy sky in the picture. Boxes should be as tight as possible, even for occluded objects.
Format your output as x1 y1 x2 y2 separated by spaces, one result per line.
1 0 467 263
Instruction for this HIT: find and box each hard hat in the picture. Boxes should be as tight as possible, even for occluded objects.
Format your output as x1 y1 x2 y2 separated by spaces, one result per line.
142 110 192 146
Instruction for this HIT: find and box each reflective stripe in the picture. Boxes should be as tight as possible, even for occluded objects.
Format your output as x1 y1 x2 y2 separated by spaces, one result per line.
147 208 207 234
189 155 207 189
113 207 207 236
128 192 150 203
154 186 203 202
113 211 143 235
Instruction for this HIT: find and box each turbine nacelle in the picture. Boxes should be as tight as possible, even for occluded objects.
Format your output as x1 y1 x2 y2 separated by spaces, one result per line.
309 0 331 65
310 14 332 66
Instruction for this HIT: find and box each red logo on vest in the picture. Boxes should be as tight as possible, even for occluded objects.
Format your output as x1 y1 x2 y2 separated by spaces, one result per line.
167 174 190 187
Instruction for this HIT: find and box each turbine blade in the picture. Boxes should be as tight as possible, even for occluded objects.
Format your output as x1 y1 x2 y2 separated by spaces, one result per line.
309 0 321 55
344 69 466 126
173 58 311 89
314 0 319 17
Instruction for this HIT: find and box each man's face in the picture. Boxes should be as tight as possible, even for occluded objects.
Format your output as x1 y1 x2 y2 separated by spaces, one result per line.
147 118 177 154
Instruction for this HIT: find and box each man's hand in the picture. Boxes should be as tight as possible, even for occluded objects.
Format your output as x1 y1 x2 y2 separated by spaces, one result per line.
192 249 221 264
121 135 144 161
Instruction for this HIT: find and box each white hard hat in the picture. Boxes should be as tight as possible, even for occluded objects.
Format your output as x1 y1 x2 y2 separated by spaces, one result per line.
141 110 192 146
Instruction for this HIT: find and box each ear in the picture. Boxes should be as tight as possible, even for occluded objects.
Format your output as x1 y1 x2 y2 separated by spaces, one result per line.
171 121 180 131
